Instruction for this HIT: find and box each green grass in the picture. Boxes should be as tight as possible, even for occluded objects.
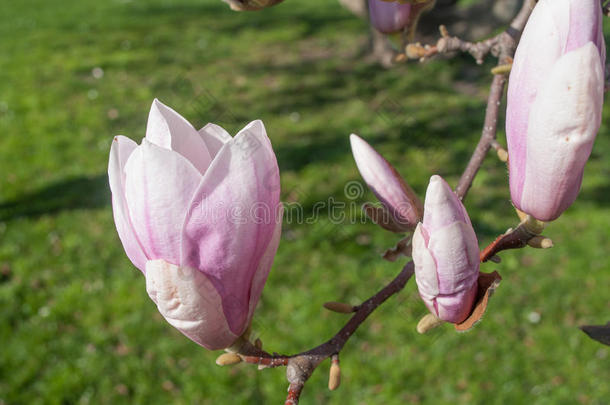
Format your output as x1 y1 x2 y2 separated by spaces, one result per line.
0 0 608 404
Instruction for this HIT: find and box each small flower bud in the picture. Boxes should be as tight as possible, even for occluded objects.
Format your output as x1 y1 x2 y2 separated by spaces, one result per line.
328 355 341 391
416 313 444 334
323 301 356 314
496 147 508 162
527 236 554 249
350 134 423 232
215 352 242 366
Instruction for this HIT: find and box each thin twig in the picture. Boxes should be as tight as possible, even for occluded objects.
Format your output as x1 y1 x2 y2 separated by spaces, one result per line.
454 73 507 200
406 26 503 64
480 223 538 262
406 0 535 64
479 213 550 262
235 263 415 403
455 0 536 199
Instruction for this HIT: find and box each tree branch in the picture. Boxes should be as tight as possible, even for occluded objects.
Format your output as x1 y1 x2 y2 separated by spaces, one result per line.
233 263 415 403
478 211 551 263
223 2 538 403
454 73 507 200
455 0 536 200
406 0 535 64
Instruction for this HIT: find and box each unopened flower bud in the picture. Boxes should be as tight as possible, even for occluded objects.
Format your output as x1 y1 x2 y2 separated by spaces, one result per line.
506 0 605 221
412 176 480 324
368 0 412 34
350 134 423 232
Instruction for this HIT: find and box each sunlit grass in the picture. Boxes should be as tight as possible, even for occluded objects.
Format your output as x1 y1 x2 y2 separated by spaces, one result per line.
0 0 608 404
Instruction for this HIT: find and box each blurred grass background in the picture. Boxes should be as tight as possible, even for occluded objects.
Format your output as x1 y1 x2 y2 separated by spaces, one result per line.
0 0 608 404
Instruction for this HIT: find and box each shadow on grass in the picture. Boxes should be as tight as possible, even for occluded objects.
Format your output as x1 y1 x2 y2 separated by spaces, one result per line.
123 1 358 38
0 174 109 221
227 54 486 172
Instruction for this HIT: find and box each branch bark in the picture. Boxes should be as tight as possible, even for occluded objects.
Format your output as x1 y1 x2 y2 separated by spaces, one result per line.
406 0 535 64
455 0 535 199
235 263 415 403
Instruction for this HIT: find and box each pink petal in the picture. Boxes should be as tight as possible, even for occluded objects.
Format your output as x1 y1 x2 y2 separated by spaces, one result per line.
108 135 148 272
246 205 283 325
435 282 478 324
199 123 232 159
181 120 281 336
145 259 238 350
566 0 606 62
124 139 202 266
412 223 439 313
520 43 604 221
506 0 564 203
422 175 470 232
427 221 480 296
146 99 213 174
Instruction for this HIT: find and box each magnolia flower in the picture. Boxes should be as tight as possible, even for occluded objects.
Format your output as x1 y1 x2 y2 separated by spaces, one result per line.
350 134 423 232
506 0 605 221
412 175 479 323
108 99 282 350
368 0 412 34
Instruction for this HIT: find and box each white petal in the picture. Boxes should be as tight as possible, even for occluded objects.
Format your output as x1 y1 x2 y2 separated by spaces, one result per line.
521 43 604 220
108 136 148 272
124 140 202 265
427 221 479 295
146 99 213 174
199 123 232 158
412 223 439 297
145 259 238 350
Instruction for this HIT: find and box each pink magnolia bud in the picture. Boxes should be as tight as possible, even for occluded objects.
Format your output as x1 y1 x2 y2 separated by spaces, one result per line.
412 175 479 323
506 0 605 221
108 99 282 350
368 0 412 34
350 134 423 232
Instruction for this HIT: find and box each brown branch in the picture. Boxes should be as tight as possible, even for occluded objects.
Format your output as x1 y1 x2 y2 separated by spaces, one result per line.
233 263 415 404
284 383 304 405
224 2 539 403
480 214 550 262
454 73 507 200
406 25 503 64
480 223 536 262
455 0 536 200
406 0 535 64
